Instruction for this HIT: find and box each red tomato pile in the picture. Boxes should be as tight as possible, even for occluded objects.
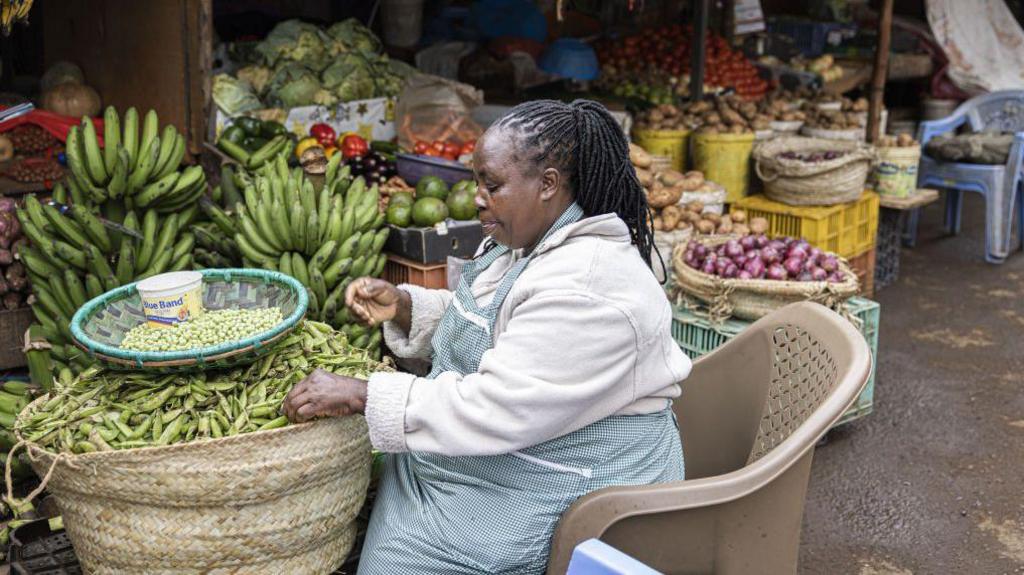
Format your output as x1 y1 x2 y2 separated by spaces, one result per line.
412 140 476 162
596 27 770 100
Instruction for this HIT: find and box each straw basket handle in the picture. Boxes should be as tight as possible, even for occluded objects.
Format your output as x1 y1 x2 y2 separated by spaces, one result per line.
755 159 779 182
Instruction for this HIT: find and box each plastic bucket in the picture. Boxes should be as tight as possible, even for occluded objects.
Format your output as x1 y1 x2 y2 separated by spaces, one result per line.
874 145 920 198
382 0 424 48
691 132 756 203
633 129 690 171
136 271 204 328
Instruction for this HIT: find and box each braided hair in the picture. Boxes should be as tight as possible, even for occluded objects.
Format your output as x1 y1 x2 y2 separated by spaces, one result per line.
495 99 656 268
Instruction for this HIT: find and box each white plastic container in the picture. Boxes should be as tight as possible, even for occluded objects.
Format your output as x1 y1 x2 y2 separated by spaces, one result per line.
136 271 204 328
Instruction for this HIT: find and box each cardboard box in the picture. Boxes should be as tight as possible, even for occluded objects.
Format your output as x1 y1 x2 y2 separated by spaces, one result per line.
212 97 396 142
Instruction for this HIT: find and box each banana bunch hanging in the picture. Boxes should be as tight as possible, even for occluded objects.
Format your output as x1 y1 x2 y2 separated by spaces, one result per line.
0 0 33 36
65 106 206 213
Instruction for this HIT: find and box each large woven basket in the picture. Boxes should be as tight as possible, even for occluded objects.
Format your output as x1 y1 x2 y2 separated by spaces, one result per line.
16 399 371 575
71 269 307 373
672 239 859 322
753 137 875 206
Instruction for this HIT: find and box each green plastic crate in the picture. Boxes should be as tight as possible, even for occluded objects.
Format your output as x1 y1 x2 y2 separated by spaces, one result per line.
671 297 879 427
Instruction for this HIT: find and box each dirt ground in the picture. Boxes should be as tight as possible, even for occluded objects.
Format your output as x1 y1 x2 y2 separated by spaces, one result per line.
798 194 1024 575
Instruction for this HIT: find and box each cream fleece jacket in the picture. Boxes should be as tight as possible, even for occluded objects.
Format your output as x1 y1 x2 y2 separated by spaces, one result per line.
365 214 691 456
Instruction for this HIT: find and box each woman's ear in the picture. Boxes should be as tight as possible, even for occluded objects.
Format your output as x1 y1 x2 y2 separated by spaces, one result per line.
539 167 561 201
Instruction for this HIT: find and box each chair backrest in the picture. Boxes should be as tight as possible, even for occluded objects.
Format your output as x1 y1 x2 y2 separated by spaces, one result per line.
674 304 851 479
746 323 839 464
549 303 872 575
960 90 1024 133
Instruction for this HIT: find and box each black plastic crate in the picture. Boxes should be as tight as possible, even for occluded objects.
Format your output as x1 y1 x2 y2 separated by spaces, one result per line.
875 208 901 291
9 518 81 575
385 220 484 264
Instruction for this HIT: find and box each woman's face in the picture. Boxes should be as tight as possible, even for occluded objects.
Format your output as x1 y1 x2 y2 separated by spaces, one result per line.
471 126 569 250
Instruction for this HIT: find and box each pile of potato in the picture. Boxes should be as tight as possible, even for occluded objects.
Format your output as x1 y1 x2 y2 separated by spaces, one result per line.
876 133 918 148
634 104 689 131
655 203 770 236
758 98 808 123
684 95 773 135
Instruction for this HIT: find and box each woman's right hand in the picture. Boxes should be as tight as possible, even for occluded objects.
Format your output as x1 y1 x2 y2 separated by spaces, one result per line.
345 278 410 328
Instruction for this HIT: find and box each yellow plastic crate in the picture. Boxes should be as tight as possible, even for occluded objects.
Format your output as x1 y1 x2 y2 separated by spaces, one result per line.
733 191 879 258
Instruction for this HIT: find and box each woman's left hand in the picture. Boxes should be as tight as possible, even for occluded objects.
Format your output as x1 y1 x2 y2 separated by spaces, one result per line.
283 368 368 423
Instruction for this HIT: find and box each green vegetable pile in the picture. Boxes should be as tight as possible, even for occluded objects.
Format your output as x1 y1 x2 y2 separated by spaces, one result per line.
120 308 283 352
212 18 417 112
16 321 385 454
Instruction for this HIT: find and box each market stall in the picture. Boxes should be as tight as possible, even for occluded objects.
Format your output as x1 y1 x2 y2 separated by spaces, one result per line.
0 0 1014 572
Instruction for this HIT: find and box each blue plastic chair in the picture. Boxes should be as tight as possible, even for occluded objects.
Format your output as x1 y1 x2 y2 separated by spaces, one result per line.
566 540 664 575
907 90 1024 263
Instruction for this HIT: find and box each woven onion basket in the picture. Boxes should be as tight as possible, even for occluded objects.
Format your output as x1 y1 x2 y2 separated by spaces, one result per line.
753 137 875 206
672 239 860 322
16 400 371 575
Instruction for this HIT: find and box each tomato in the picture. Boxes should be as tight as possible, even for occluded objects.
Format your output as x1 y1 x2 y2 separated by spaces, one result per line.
459 141 476 155
443 142 460 157
432 141 446 153
414 141 430 154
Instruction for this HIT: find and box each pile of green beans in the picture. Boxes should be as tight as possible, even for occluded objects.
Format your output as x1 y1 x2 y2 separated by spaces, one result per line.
16 321 384 454
120 308 284 352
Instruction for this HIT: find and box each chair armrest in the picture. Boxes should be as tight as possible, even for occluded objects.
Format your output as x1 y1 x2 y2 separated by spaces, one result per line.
917 112 968 147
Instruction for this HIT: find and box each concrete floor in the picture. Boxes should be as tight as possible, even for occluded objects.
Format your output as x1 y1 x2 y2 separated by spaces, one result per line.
799 194 1024 575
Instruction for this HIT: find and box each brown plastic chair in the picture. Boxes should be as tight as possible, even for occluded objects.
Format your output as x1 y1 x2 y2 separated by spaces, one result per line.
547 301 873 575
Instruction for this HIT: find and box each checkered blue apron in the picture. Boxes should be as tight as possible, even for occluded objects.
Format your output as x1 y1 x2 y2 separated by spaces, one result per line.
359 204 684 575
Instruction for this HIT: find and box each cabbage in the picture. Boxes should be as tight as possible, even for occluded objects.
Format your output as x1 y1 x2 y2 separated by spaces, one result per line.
257 19 331 71
236 65 272 96
266 64 321 108
313 89 339 107
212 74 262 115
321 53 369 89
326 19 382 55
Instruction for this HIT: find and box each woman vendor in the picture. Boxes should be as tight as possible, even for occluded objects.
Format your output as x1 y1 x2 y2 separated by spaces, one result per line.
283 99 691 574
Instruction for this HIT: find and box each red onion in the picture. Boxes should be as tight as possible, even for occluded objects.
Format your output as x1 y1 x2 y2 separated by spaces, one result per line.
828 271 846 283
760 246 780 263
783 257 804 277
701 260 716 275
821 256 839 273
734 255 748 268
3 292 20 310
0 249 11 266
808 247 822 262
754 235 769 249
768 239 787 252
694 244 708 259
739 235 756 250
715 258 732 275
786 244 808 260
723 263 739 278
797 271 813 282
738 270 754 280
724 240 744 259
766 263 788 280
811 267 828 281
0 198 16 213
743 258 766 279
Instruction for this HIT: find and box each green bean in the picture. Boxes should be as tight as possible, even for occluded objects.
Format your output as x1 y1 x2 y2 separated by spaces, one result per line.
16 320 385 453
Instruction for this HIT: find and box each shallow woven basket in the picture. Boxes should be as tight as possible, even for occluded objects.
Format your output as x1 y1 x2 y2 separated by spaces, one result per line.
71 269 307 373
753 137 875 206
672 239 859 321
15 399 371 575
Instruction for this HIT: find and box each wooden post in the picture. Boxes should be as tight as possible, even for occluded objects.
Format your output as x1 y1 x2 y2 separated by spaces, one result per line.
690 0 710 101
867 0 895 143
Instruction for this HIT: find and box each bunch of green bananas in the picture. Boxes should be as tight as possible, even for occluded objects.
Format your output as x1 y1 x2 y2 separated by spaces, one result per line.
14 106 206 378
0 379 30 453
198 152 388 352
65 106 206 213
